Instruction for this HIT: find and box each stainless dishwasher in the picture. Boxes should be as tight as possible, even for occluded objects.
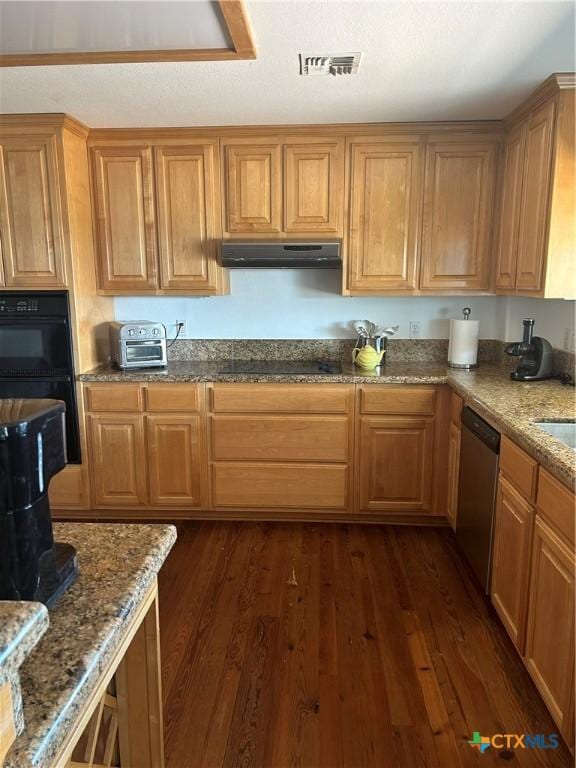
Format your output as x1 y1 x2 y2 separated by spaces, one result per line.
456 407 501 593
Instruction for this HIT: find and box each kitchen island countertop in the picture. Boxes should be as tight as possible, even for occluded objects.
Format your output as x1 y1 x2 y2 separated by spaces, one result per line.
80 361 576 489
4 522 176 768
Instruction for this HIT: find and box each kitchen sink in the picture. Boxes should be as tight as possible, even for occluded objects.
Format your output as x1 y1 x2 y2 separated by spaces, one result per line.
533 421 576 450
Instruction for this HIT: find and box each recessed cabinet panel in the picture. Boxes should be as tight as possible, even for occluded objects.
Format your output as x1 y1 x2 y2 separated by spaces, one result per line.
491 476 534 651
348 143 423 291
155 144 219 291
92 147 157 291
525 516 575 735
421 144 496 291
284 142 343 233
147 415 203 506
358 417 434 513
516 99 556 292
495 124 526 290
224 143 282 233
88 414 146 507
0 137 66 286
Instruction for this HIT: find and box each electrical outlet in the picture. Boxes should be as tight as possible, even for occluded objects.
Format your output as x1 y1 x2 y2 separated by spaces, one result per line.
409 321 421 339
564 327 575 352
175 320 187 337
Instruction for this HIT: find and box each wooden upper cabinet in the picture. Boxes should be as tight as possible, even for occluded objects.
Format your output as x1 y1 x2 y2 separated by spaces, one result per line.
495 124 526 290
0 135 66 287
515 99 556 293
348 142 423 292
420 143 497 291
223 142 282 234
154 143 220 292
284 141 344 233
91 146 157 292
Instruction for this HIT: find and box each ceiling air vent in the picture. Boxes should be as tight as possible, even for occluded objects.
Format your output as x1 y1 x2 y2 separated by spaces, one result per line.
299 52 361 76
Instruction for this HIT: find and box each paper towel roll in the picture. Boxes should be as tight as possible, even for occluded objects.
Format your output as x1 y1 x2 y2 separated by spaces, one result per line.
448 319 479 368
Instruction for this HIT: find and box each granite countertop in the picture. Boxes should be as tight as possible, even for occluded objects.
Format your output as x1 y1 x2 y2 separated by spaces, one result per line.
5 522 177 768
79 361 575 488
0 602 48 686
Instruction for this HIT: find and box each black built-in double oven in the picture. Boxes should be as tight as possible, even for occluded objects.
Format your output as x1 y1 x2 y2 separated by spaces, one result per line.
0 291 81 462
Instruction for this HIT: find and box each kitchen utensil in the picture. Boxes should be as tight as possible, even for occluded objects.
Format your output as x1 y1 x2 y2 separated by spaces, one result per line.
352 345 385 369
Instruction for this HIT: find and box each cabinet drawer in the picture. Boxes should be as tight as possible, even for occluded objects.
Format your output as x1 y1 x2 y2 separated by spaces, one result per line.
84 384 143 413
211 415 349 462
360 386 436 416
210 384 350 413
537 467 575 546
212 463 348 509
500 436 538 501
146 384 200 412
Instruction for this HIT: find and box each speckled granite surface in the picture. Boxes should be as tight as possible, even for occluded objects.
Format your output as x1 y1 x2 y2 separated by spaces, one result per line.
5 523 176 768
0 602 48 736
79 361 575 488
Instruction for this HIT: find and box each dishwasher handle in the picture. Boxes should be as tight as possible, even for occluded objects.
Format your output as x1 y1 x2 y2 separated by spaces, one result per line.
461 407 501 452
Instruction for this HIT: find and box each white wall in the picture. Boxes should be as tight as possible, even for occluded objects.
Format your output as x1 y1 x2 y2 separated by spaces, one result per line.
497 296 576 350
115 271 576 348
115 270 499 340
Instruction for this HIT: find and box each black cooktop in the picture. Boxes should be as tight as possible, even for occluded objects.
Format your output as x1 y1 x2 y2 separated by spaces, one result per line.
214 360 342 375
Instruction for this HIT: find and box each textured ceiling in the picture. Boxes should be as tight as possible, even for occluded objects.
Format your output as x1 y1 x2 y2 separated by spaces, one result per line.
0 0 574 127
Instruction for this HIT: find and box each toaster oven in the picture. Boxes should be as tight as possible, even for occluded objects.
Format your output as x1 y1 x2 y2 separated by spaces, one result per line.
109 321 167 369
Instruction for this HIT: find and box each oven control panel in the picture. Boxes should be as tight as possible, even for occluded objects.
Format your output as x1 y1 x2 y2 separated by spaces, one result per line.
0 298 39 313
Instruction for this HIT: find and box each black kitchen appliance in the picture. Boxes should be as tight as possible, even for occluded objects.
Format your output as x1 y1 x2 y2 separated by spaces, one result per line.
505 318 554 381
0 291 81 461
0 398 78 606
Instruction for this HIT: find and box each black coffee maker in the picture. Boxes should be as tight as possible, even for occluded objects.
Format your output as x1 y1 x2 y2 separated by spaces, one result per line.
505 318 554 381
0 399 78 607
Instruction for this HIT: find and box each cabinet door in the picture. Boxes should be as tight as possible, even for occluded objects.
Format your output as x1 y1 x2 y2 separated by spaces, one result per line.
91 146 157 291
0 136 66 287
491 476 534 651
358 417 434 513
284 141 344 233
348 143 423 292
146 415 203 506
420 143 496 291
88 414 146 506
495 124 526 291
155 144 221 292
223 142 282 234
525 516 575 738
516 100 556 293
446 421 461 530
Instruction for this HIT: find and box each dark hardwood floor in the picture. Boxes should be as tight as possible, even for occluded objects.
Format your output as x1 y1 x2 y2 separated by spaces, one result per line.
158 523 572 768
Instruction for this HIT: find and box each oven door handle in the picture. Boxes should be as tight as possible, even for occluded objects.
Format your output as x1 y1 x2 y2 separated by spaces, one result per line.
0 316 67 325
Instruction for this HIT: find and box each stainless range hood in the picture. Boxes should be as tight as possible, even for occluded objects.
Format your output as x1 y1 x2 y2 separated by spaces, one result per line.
220 241 341 268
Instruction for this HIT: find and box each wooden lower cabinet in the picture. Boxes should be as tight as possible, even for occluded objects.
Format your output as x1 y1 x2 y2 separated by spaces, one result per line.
490 475 534 651
146 415 204 506
357 416 434 513
524 515 575 742
88 414 147 507
446 421 461 530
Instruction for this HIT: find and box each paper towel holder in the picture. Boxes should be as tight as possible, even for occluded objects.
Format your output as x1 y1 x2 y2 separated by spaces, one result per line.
448 307 479 370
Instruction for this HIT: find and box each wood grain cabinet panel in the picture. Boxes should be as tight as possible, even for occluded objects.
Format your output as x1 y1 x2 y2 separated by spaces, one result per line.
0 136 66 286
154 143 220 291
500 435 538 502
211 383 350 413
146 415 203 506
491 476 534 651
420 143 497 291
223 143 282 234
495 124 526 290
358 417 434 513
212 463 348 509
284 141 344 233
211 414 349 462
91 146 157 291
524 515 575 739
88 414 146 507
360 386 436 416
446 421 461 530
516 99 556 292
348 142 423 292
